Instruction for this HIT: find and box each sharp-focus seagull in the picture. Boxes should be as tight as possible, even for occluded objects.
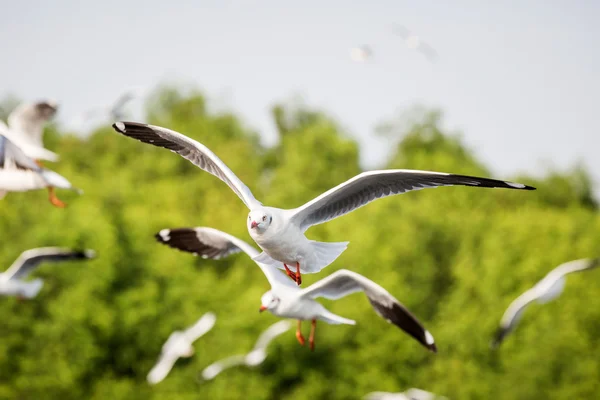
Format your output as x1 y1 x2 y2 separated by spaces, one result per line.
350 45 373 62
147 312 217 385
491 258 600 348
365 388 447 400
155 227 437 352
393 25 438 63
0 247 96 299
114 122 534 285
2 100 59 161
200 320 291 380
0 134 82 206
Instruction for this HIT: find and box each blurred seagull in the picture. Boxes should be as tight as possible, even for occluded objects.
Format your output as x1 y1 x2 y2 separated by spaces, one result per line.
200 320 291 380
0 247 96 299
147 312 217 385
155 227 437 353
393 25 438 62
79 89 143 125
365 388 447 400
114 122 535 286
350 45 373 62
0 134 82 206
491 258 600 348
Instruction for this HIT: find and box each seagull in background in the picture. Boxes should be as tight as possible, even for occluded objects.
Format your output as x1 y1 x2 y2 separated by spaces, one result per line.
365 388 447 400
201 320 291 380
155 227 437 353
491 258 599 348
350 45 373 62
147 312 217 385
0 247 96 299
0 134 82 207
393 25 438 62
74 88 145 129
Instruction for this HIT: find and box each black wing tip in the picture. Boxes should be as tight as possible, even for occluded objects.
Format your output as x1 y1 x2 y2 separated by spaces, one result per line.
154 228 202 256
490 328 506 349
111 121 151 134
73 249 96 259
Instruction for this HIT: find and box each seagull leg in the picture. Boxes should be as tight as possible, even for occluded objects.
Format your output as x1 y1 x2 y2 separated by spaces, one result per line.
48 187 66 208
35 160 44 168
283 264 297 282
309 319 317 351
295 320 305 346
295 262 302 286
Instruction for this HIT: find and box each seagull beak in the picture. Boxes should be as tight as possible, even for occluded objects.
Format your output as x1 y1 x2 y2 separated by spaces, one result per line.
259 305 267 313
250 221 258 229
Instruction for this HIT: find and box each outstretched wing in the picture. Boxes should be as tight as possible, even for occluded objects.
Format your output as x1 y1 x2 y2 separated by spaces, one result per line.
491 288 539 348
299 269 436 352
155 226 296 289
200 355 247 381
183 312 217 342
4 247 95 281
147 352 180 385
289 169 534 231
112 122 261 209
252 320 292 351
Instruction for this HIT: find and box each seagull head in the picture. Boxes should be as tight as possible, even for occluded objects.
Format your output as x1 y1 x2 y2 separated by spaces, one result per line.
34 100 59 120
248 209 272 233
259 291 280 313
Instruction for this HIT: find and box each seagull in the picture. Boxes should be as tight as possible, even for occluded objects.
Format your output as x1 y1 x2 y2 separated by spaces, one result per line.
0 247 96 299
147 312 217 385
155 227 437 352
491 258 600 348
114 122 535 285
393 25 438 62
77 89 143 126
4 100 59 159
0 134 81 207
200 320 291 380
365 388 447 400
350 45 373 62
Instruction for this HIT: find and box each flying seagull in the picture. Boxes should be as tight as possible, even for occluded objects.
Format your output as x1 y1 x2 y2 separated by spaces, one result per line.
350 45 373 62
0 247 96 299
393 25 438 62
155 227 437 352
113 122 535 286
491 258 599 348
365 388 447 400
0 134 82 206
200 320 291 380
147 312 217 385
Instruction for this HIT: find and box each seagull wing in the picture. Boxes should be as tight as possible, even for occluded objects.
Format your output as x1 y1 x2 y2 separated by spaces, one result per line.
156 227 244 259
147 352 180 385
252 320 292 352
183 312 217 342
299 269 436 352
112 122 261 209
0 120 58 162
155 226 296 289
3 247 95 281
200 355 247 380
289 169 534 231
492 288 539 348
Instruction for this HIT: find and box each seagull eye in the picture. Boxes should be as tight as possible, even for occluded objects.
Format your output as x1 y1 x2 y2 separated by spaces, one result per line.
262 216 266 222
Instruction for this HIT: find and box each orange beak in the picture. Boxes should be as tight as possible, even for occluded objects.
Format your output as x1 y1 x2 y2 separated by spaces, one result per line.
259 305 267 312
250 221 258 229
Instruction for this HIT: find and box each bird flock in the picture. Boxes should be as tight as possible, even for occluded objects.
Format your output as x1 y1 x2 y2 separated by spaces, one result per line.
1 97 598 398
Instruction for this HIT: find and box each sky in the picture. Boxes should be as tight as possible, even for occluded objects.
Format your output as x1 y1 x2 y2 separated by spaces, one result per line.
0 0 598 186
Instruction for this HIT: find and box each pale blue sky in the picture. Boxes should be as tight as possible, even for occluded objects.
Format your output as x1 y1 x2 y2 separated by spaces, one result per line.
0 0 598 185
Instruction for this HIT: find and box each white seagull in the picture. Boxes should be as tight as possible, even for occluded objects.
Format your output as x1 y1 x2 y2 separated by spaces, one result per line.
365 388 447 400
113 122 534 285
1 100 59 161
155 227 437 352
393 25 438 63
491 258 599 348
147 312 217 385
0 247 96 299
0 134 81 206
200 320 291 380
350 45 373 62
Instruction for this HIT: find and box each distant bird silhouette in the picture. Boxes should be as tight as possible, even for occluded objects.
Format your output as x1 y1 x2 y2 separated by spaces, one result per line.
393 25 438 62
364 387 447 400
350 45 373 62
491 258 599 348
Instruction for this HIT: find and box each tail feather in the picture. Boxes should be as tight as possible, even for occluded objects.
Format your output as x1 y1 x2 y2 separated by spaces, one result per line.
319 309 356 325
307 240 349 273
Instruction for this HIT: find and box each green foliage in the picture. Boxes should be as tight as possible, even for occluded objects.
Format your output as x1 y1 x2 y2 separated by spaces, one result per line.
1 89 599 400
